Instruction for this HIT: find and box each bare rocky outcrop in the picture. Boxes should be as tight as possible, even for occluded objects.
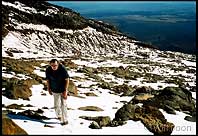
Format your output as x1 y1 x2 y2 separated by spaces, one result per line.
2 114 28 135
111 86 196 135
114 104 175 135
2 77 37 100
142 86 196 115
68 80 78 96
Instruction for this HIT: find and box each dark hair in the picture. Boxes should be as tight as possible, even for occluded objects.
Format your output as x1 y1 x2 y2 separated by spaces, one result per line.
50 59 59 64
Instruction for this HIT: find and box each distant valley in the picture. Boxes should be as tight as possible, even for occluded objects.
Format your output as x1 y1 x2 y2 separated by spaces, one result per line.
51 2 196 54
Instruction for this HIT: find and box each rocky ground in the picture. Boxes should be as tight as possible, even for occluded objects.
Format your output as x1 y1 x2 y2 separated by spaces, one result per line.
2 50 196 135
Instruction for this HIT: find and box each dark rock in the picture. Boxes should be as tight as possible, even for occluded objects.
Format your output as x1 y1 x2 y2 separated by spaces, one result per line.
5 51 14 57
110 120 127 127
142 106 167 123
78 106 104 111
42 107 49 109
133 86 154 95
112 84 134 96
36 109 44 114
186 69 196 74
162 87 192 102
77 67 93 74
25 104 34 107
84 92 98 97
114 103 175 135
2 77 37 100
6 104 24 110
112 67 138 80
68 80 78 96
7 48 23 53
140 116 174 135
44 124 55 128
143 86 195 115
79 116 111 127
41 93 47 96
4 110 16 115
120 100 128 104
114 103 138 121
61 59 78 69
98 82 111 90
192 111 196 117
17 109 49 120
189 86 196 92
163 105 176 115
96 116 111 127
89 121 101 129
162 87 195 111
184 116 196 122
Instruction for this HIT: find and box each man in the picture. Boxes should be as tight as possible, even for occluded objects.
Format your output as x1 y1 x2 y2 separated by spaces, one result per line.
45 59 70 125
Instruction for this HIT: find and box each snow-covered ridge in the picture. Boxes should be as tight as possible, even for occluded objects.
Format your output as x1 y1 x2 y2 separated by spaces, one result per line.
2 1 59 15
2 21 140 59
2 1 37 14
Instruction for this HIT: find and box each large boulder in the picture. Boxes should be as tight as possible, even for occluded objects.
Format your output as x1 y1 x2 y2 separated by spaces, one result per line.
68 79 78 96
114 103 137 121
2 78 37 100
114 103 175 135
143 87 196 115
138 106 174 135
2 114 28 135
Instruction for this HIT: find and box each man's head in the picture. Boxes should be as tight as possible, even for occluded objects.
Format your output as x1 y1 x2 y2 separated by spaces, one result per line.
50 59 59 71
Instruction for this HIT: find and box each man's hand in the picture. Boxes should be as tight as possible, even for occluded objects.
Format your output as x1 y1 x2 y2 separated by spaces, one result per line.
62 90 67 99
48 89 52 95
47 80 52 95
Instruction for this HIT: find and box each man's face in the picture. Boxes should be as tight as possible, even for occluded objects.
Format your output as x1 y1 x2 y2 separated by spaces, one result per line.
50 61 59 71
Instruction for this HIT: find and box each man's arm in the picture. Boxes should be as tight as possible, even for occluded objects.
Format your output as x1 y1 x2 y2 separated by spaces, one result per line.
47 80 52 95
65 78 70 91
62 78 69 99
46 67 52 95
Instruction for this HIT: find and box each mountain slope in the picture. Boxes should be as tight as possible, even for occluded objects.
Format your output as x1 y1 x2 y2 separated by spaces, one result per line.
2 0 156 59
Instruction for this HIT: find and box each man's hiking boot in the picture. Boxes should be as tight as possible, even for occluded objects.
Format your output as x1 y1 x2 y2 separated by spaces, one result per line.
61 121 68 125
